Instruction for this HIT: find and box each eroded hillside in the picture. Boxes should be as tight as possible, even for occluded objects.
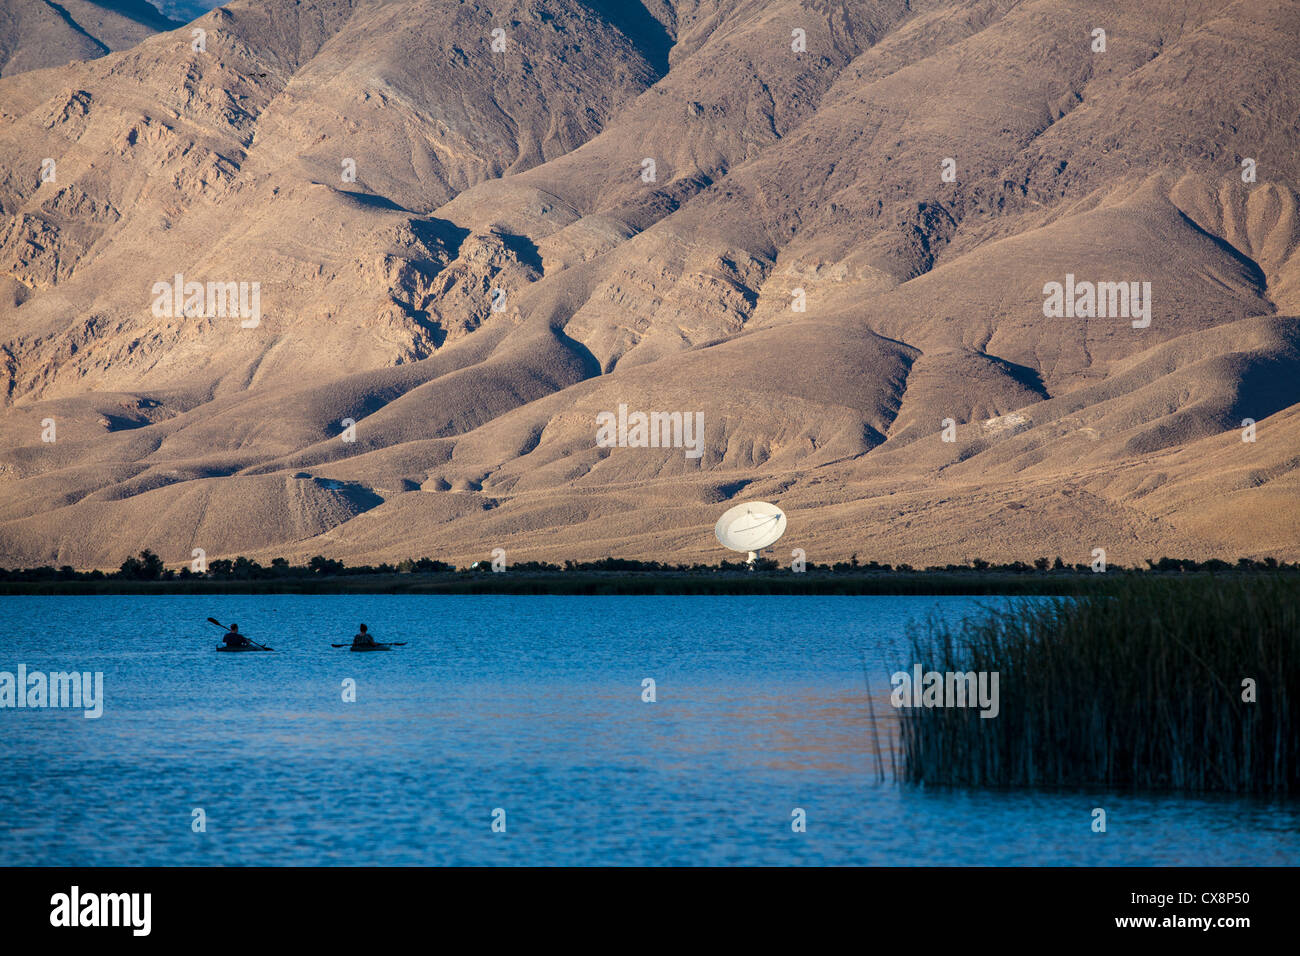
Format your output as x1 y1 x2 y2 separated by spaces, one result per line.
1 0 1298 568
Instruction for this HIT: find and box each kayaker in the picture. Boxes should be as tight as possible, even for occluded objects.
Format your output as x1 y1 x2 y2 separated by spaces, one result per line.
352 624 376 649
223 623 250 649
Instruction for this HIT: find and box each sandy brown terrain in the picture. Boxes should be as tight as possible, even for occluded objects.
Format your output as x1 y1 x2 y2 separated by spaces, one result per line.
0 0 179 76
1 0 1298 569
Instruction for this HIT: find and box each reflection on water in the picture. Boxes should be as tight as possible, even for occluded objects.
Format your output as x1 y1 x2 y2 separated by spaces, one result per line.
1 594 1296 865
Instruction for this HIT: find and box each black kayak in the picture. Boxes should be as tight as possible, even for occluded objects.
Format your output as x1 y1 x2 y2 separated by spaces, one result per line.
349 643 394 652
215 644 272 652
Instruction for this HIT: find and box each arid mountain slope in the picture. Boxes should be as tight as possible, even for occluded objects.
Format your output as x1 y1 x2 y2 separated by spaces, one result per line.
1 0 1298 569
0 0 179 76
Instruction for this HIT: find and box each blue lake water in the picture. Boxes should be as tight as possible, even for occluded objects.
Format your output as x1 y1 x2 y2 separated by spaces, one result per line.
1 594 1297 866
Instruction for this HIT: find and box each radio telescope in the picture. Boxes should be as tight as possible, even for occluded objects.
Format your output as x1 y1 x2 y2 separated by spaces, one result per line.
714 501 787 565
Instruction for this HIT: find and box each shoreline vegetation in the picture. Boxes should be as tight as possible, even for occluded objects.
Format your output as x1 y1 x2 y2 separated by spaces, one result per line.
0 550 1296 594
898 575 1299 793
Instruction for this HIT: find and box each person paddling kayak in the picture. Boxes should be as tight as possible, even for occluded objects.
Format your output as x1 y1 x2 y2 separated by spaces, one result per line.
351 624 376 649
223 623 251 649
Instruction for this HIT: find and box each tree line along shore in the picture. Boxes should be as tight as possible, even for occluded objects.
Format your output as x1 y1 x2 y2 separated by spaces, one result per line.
0 550 1296 594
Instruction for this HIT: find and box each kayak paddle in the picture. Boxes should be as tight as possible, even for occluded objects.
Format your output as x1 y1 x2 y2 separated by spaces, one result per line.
207 617 272 651
331 642 407 647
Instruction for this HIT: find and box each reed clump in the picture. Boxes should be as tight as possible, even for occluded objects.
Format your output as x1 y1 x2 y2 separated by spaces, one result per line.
899 575 1299 793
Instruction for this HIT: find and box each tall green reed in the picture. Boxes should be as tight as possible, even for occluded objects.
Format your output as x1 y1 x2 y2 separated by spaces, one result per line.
898 576 1298 793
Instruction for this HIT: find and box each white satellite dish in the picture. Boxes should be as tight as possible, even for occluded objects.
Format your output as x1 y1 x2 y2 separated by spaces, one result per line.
715 501 787 564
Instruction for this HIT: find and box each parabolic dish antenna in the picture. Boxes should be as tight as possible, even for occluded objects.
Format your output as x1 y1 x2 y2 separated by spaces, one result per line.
714 501 787 561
